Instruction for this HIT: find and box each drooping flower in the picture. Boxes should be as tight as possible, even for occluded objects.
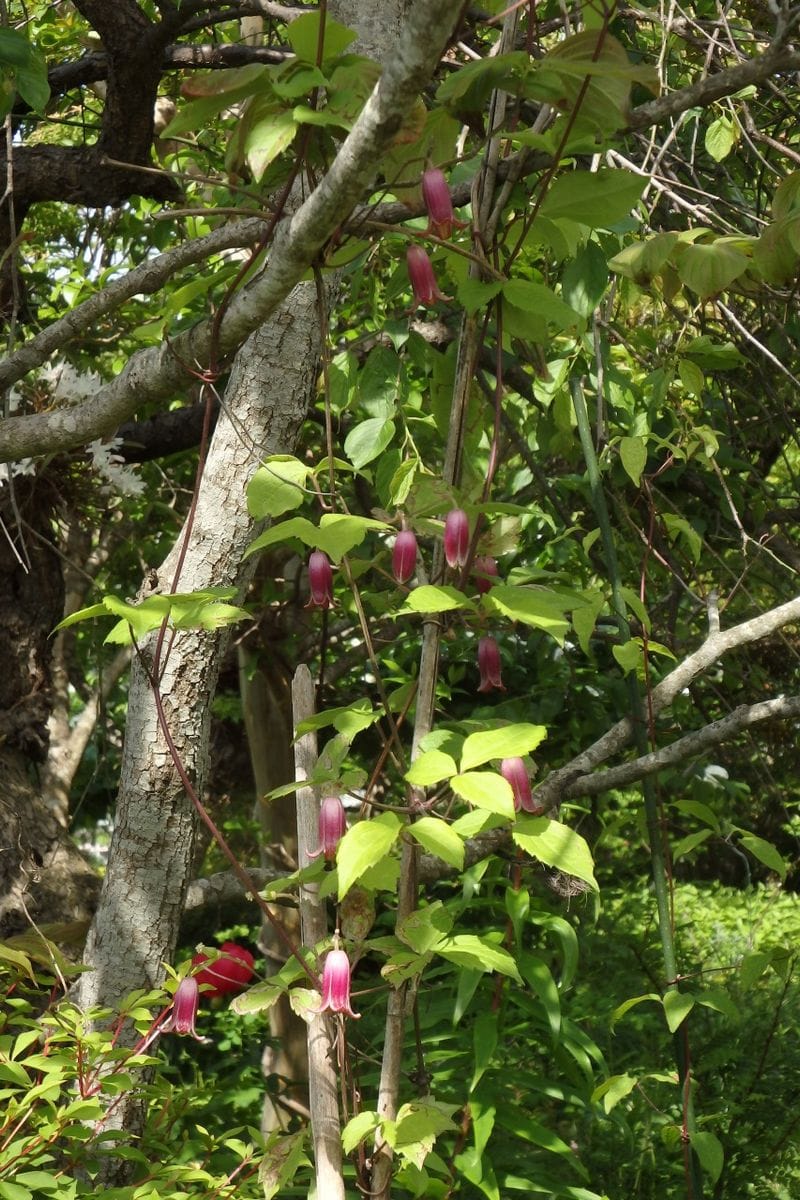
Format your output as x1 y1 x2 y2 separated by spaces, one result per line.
392 529 418 584
477 635 505 693
444 508 470 569
315 948 360 1019
192 942 255 998
307 550 334 609
501 757 541 814
422 166 459 239
473 555 499 595
407 244 450 306
162 976 208 1041
308 795 347 862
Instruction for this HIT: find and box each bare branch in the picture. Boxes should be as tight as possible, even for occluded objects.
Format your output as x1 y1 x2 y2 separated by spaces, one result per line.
532 593 800 810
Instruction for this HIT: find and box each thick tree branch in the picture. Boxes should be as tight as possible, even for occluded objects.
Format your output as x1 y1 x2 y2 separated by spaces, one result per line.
627 41 800 133
532 593 800 810
0 0 465 464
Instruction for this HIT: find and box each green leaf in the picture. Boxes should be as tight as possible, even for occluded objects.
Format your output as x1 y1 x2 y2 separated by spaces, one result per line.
286 12 357 62
538 169 644 227
0 27 36 68
610 992 660 1028
316 513 390 561
675 240 750 298
501 279 580 331
15 53 50 113
344 417 395 469
592 1073 637 1114
258 1129 308 1200
483 585 570 643
612 640 641 674
405 749 458 787
457 277 505 315
471 1011 498 1091
245 109 298 180
437 935 522 982
705 115 737 162
342 1111 382 1154
53 602 109 632
247 457 309 517
513 816 598 891
407 817 464 870
691 1131 724 1184
663 989 694 1033
460 723 547 772
561 241 608 318
0 1181 33 1200
619 435 647 486
401 585 475 614
337 812 402 898
737 832 787 879
451 772 515 819
672 829 713 861
521 951 561 1041
296 697 378 740
398 902 454 953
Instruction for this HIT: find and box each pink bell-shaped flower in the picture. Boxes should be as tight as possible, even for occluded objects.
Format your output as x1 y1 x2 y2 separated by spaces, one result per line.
407 244 450 306
392 529 418 584
315 949 360 1019
308 795 347 862
473 555 499 595
501 757 541 813
307 550 334 609
162 976 208 1042
477 635 505 693
444 508 470 569
422 166 458 239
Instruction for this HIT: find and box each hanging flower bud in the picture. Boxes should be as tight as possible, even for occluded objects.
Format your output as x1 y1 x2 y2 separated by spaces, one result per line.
193 942 255 998
407 244 450 306
501 757 540 813
392 529 418 584
315 949 360 1019
477 635 505 693
162 976 208 1041
422 166 456 239
444 507 470 568
308 795 347 861
473 555 499 595
307 550 334 609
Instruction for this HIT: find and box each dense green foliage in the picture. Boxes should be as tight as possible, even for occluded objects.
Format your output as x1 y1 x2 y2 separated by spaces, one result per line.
1 1 800 1198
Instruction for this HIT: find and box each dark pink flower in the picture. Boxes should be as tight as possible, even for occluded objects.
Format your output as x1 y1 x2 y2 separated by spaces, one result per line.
444 508 470 569
162 976 208 1041
315 949 360 1019
501 757 541 813
193 942 255 998
473 555 499 595
392 529 418 584
422 166 458 239
307 550 333 609
407 244 450 306
308 795 347 862
477 635 505 693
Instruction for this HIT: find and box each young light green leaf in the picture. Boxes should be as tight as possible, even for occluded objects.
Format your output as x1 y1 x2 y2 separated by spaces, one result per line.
245 109 298 181
337 812 402 899
247 457 309 518
483 585 569 643
437 935 522 982
401 585 475 614
591 1073 637 1114
344 418 396 470
451 772 515 819
460 723 547 772
512 816 598 890
342 1111 382 1154
316 513 391 562
407 817 464 870
705 115 737 162
405 749 458 787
